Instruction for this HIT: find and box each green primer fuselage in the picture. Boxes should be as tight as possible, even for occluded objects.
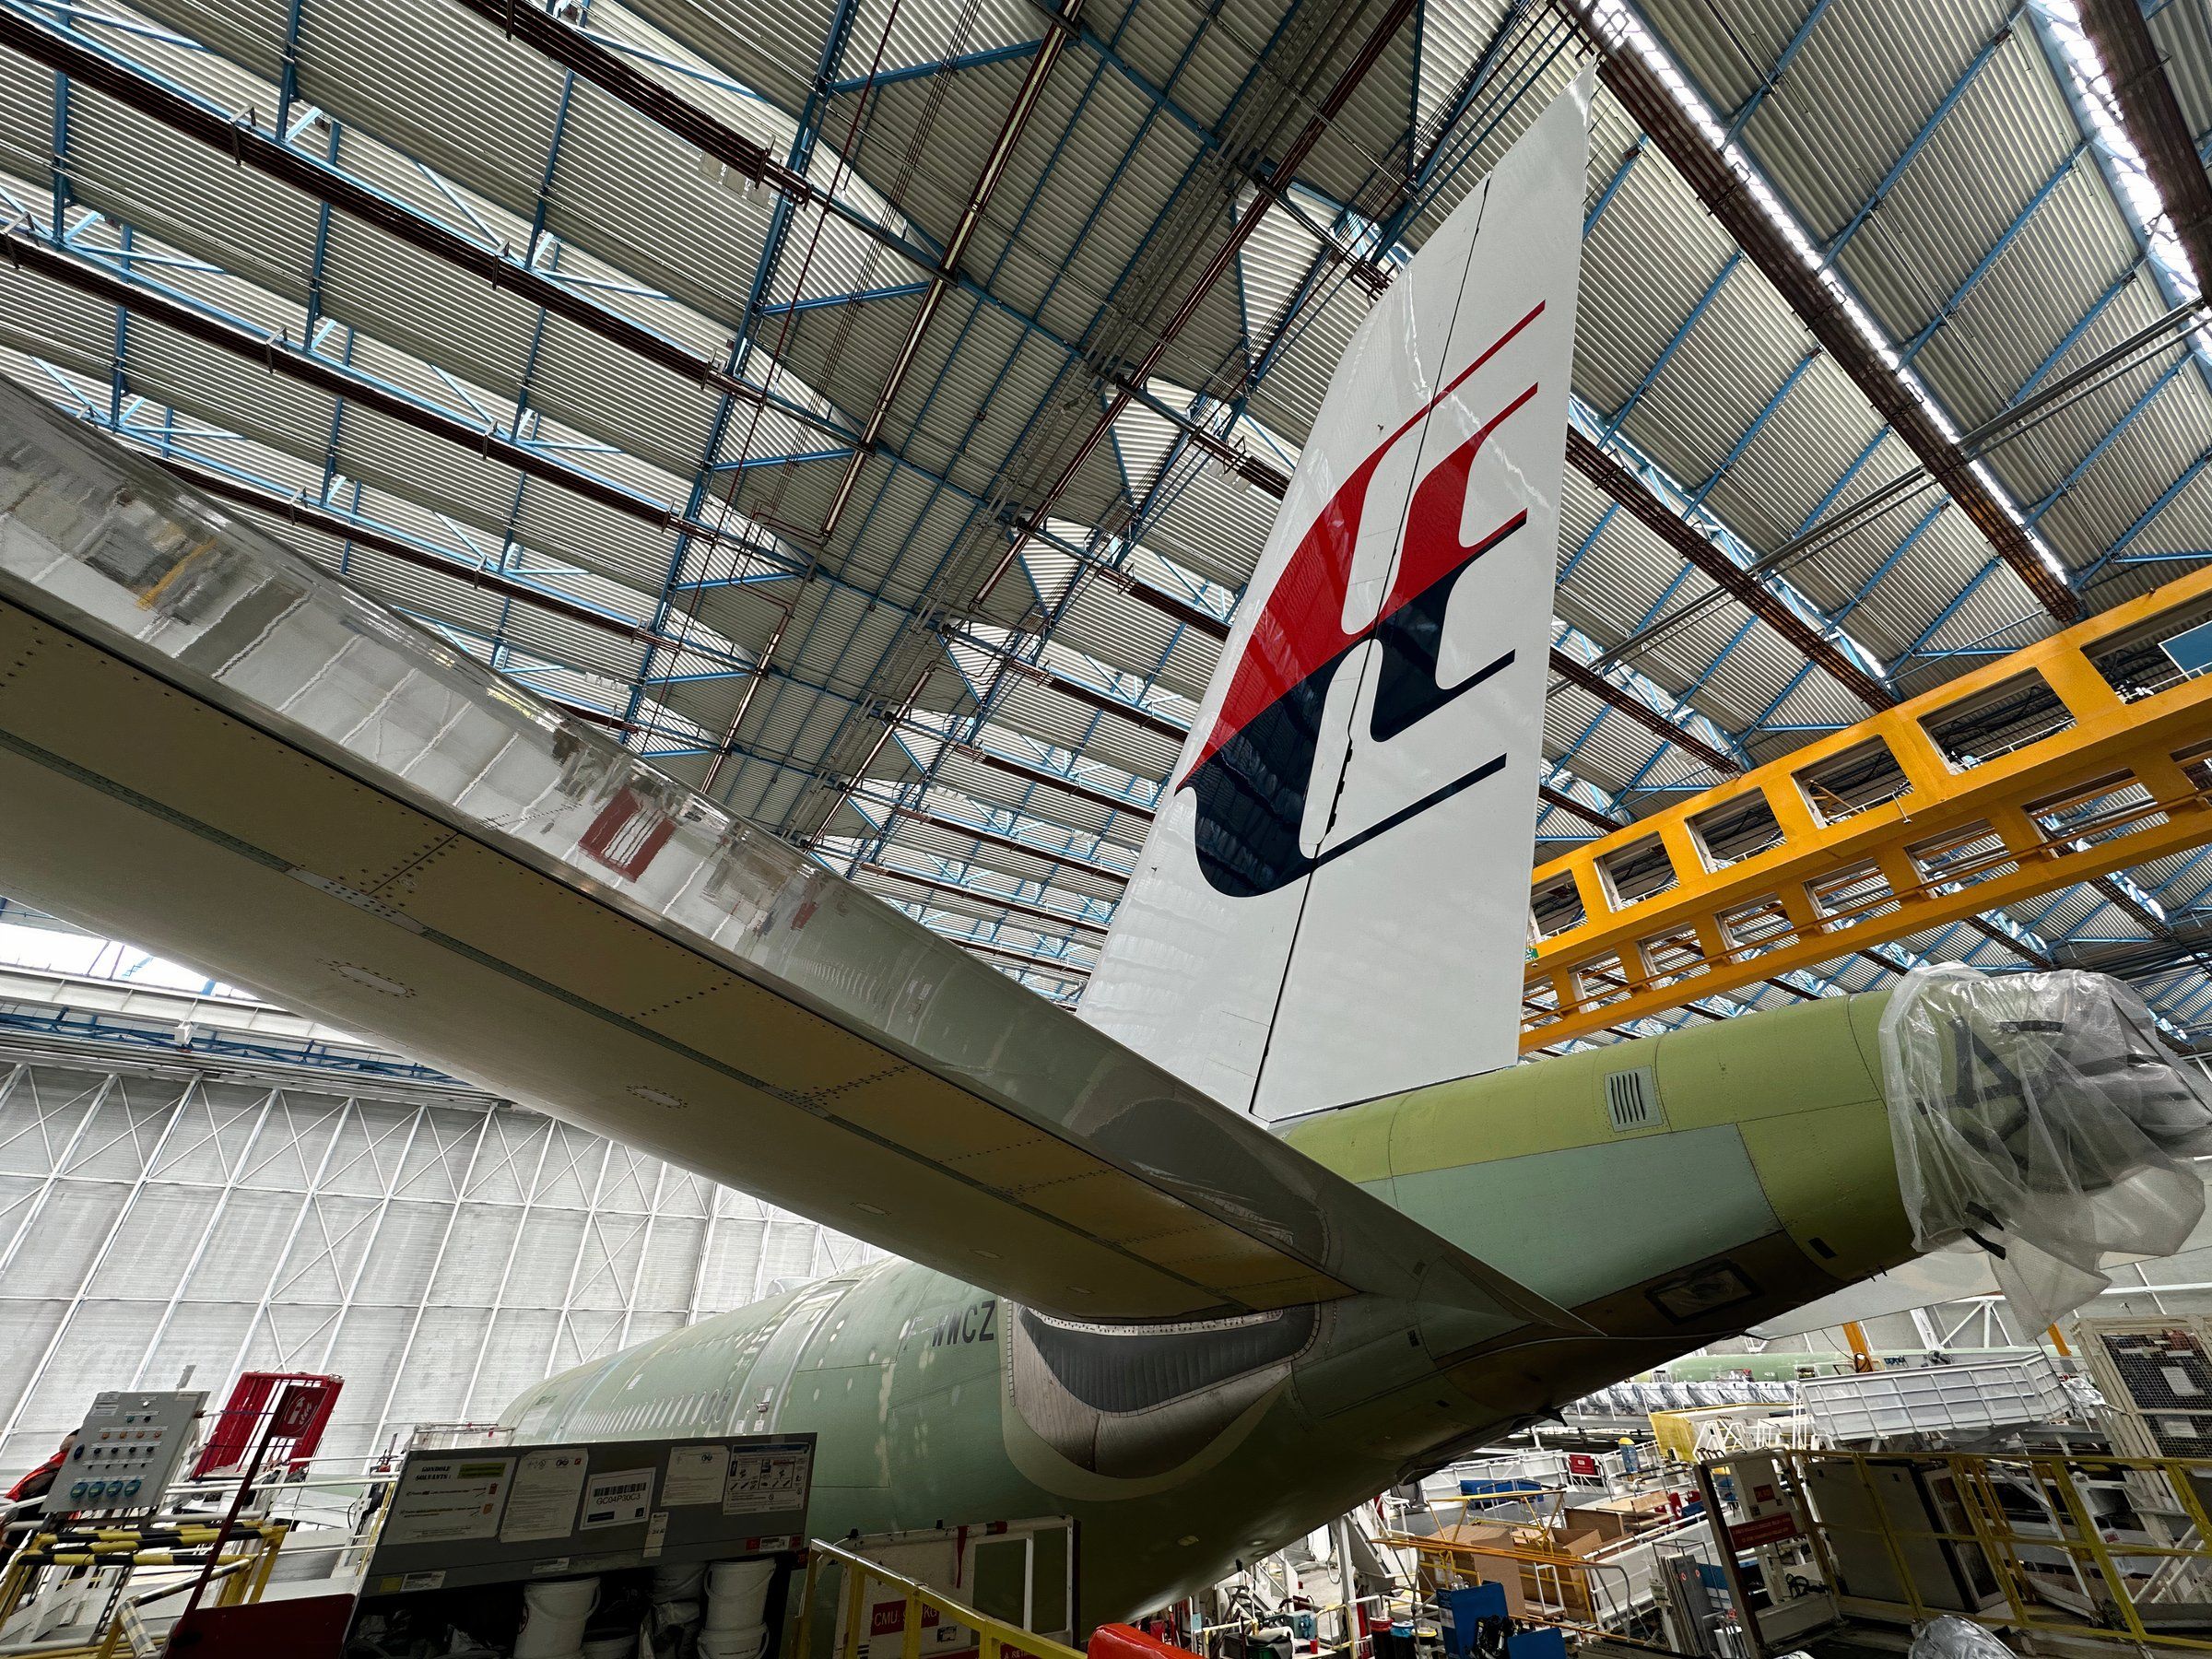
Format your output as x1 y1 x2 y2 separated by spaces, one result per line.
503 989 1915 1624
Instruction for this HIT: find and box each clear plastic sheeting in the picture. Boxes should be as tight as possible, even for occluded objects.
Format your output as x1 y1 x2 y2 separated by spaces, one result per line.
1879 965 2212 1332
1570 1380 1795 1415
1907 1617 2019 1659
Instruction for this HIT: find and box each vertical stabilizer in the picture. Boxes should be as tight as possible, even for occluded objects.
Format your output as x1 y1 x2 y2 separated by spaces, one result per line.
1082 76 1592 1120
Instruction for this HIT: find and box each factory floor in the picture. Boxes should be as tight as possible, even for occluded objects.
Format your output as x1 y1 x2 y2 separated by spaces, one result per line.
1571 1622 1912 1659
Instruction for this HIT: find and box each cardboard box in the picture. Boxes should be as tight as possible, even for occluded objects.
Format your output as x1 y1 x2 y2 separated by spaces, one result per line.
1581 1507 1631 1543
1425 1524 1530 1618
1579 1494 1669 1542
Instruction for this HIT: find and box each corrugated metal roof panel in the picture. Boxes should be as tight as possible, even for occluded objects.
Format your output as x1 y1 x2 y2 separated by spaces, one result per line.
0 0 2205 1020
1738 0 2012 247
1829 32 2077 350
1910 164 2136 434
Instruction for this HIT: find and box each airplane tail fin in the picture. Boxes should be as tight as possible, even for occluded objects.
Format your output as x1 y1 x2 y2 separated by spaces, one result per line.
1083 76 1592 1120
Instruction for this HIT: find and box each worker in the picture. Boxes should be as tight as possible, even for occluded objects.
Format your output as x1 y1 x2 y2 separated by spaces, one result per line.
5 1431 76 1507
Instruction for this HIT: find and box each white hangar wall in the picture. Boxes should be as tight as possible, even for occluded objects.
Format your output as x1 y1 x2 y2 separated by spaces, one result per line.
0 1016 873 1478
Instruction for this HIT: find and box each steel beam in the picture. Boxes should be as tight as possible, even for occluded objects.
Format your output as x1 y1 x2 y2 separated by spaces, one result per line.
829 41 1044 95
1546 648 1740 773
1540 783 1625 832
818 0 1080 537
448 0 938 274
944 934 1093 975
1606 253 1740 435
1525 561 2212 1047
152 454 749 666
1900 142 2085 366
0 6 854 444
874 804 1132 881
2070 0 2212 361
0 221 780 557
1570 2 2081 623
919 732 1158 818
850 860 1112 934
1820 14 2019 266
974 0 1419 604
1565 427 1895 710
958 637 1191 741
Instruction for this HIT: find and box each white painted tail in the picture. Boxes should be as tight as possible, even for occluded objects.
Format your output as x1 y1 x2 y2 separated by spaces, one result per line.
1082 76 1592 1120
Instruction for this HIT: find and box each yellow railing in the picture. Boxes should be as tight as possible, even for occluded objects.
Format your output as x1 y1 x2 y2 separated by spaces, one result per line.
1380 1527 1659 1643
1752 1447 2212 1652
1524 563 2212 1049
796 1535 1084 1659
0 1516 289 1657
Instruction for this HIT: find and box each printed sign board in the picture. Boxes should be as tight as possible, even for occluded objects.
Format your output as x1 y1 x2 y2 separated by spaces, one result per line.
363 1433 813 1594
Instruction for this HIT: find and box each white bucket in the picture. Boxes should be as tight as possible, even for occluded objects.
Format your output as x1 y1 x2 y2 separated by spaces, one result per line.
653 1563 707 1604
703 1560 777 1630
516 1576 600 1659
698 1625 770 1659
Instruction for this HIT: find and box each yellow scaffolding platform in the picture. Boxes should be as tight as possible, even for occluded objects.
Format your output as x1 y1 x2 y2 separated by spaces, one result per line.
1524 565 2212 1051
1735 1445 2212 1653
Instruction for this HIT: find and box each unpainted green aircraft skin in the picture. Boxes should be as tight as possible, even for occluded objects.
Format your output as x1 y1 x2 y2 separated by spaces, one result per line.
1637 1349 2034 1382
504 988 1918 1625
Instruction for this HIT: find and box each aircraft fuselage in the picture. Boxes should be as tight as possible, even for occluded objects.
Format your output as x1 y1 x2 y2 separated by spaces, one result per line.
503 988 1917 1622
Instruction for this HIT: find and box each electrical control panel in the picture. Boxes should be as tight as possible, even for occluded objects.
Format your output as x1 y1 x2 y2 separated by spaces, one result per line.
46 1389 207 1515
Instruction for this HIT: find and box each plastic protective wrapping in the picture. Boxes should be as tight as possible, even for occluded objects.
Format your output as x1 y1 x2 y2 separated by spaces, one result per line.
0 372 1579 1330
1908 1617 2018 1659
1879 965 2212 1331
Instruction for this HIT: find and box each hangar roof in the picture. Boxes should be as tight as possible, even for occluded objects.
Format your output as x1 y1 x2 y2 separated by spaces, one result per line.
0 0 2205 1044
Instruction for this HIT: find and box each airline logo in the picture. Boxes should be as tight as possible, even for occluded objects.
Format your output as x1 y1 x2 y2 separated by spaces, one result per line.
1177 300 1546 899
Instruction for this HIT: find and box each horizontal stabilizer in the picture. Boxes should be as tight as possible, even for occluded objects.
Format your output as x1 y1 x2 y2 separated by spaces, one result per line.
0 379 1579 1332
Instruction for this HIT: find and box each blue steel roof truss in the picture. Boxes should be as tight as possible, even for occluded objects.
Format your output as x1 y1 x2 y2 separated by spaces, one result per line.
0 0 2204 1043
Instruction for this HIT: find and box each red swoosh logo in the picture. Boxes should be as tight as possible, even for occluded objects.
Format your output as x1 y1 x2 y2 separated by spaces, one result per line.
1178 300 1547 789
